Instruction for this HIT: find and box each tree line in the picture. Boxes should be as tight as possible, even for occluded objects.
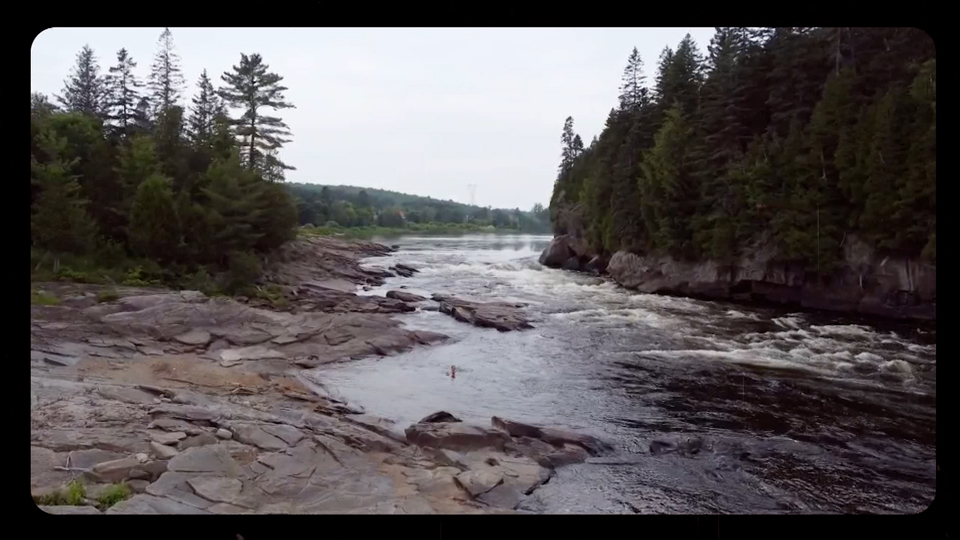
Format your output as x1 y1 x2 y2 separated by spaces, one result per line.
31 28 299 292
550 27 935 272
289 183 551 233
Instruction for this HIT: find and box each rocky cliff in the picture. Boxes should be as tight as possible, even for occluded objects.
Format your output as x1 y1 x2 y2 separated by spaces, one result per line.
540 234 935 321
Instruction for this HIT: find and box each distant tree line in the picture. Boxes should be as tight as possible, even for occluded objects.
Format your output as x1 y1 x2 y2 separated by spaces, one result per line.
288 183 552 233
31 28 298 291
550 27 935 271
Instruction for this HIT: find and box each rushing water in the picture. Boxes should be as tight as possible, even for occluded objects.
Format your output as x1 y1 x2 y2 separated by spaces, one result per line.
316 234 936 514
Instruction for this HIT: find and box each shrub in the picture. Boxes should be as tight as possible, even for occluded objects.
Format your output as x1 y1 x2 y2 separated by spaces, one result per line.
222 251 262 295
96 483 131 510
97 289 119 303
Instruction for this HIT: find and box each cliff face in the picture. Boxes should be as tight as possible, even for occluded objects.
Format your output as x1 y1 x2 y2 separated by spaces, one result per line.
540 234 935 321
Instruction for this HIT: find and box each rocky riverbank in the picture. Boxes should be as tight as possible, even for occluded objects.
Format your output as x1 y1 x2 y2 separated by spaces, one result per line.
31 236 589 514
539 234 935 322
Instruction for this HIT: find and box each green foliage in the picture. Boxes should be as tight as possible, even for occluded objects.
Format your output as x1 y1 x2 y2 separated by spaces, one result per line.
549 27 936 271
96 483 131 510
33 480 86 506
31 289 61 306
222 251 262 294
97 289 120 303
128 174 180 261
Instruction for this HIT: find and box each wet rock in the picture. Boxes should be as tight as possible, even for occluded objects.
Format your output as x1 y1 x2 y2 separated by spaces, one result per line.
179 433 219 450
405 422 510 452
38 505 102 515
391 263 419 278
438 297 533 332
215 428 233 440
173 329 211 346
419 411 462 424
150 441 179 460
386 290 426 303
538 235 577 267
561 257 581 271
584 254 609 274
491 416 613 456
456 469 503 497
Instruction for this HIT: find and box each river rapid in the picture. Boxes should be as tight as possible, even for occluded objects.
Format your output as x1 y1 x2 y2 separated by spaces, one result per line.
315 234 936 514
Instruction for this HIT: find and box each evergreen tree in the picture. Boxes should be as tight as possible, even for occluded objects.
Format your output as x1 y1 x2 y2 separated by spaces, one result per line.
219 53 295 173
188 70 219 149
148 28 186 116
105 48 142 136
128 174 181 262
30 131 97 272
618 47 647 111
56 45 107 118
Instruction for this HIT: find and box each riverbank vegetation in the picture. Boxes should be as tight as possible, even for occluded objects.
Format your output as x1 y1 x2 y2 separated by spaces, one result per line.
550 27 935 272
288 183 551 234
31 28 299 293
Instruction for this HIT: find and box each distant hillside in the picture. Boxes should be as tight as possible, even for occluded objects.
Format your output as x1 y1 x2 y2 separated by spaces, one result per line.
286 183 551 233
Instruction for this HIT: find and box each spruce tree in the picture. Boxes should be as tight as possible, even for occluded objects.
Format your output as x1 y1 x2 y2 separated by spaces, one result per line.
188 70 219 149
148 28 186 116
618 47 647 111
105 48 142 136
128 174 181 262
56 45 107 118
219 53 295 173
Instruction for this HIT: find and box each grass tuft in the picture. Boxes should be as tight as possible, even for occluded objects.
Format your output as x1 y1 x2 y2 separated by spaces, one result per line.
31 289 60 306
96 483 131 510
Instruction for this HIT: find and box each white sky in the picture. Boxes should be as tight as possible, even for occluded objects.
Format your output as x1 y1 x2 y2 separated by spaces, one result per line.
31 27 716 210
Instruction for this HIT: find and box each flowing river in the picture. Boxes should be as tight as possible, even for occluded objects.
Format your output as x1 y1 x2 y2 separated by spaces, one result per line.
316 234 936 514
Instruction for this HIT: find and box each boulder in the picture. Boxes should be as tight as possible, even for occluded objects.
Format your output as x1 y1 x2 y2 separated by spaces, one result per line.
583 254 609 274
437 296 532 332
149 441 179 460
538 235 576 267
561 257 581 271
405 422 510 452
173 329 211 346
385 290 426 303
491 417 613 456
89 456 142 483
167 445 243 477
419 411 462 424
455 469 503 497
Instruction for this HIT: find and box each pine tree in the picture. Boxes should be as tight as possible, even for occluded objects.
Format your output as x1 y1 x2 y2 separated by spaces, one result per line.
219 53 295 172
188 70 219 149
618 47 647 111
148 28 186 116
105 48 142 136
56 45 107 118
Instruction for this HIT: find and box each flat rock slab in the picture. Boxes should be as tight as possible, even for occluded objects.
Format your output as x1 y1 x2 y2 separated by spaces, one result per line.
65 449 125 470
491 416 613 456
456 469 503 497
231 424 289 451
436 296 532 332
107 494 211 514
386 290 426 303
167 445 243 477
405 422 510 452
90 457 142 483
219 345 285 363
147 430 187 445
186 477 244 506
173 329 212 346
150 441 179 460
38 505 103 515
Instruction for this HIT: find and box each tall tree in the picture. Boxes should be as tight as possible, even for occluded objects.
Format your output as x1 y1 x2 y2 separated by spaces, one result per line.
105 48 142 136
188 70 219 148
56 45 107 118
618 47 647 111
219 53 296 173
148 28 186 116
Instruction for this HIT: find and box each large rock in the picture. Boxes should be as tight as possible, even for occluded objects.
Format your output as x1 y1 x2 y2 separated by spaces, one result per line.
89 457 142 483
456 469 503 497
606 233 937 321
538 235 576 267
107 494 211 514
386 290 426 303
491 417 613 456
405 422 510 452
166 445 243 477
38 505 103 514
437 296 532 332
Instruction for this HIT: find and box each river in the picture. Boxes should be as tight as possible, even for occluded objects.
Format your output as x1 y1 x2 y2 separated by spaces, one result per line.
315 234 936 514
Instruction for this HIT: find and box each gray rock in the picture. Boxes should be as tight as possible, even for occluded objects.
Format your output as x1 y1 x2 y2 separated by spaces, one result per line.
37 505 103 514
147 430 187 445
186 477 244 505
167 445 243 477
219 345 285 363
405 422 510 452
455 469 503 497
107 494 211 514
66 449 125 470
215 428 233 440
491 416 613 456
173 329 211 346
438 297 532 332
178 433 218 450
261 424 305 446
561 257 581 271
149 441 179 460
386 290 426 303
477 482 525 509
538 235 576 267
89 457 141 483
231 424 288 451
126 479 150 494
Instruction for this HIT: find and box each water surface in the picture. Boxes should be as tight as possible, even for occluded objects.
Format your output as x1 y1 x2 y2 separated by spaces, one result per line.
317 234 936 513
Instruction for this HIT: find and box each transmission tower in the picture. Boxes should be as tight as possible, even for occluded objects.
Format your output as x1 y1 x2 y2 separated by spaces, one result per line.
466 184 477 206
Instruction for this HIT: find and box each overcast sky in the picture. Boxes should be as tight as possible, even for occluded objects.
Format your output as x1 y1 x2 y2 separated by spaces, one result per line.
31 27 716 210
